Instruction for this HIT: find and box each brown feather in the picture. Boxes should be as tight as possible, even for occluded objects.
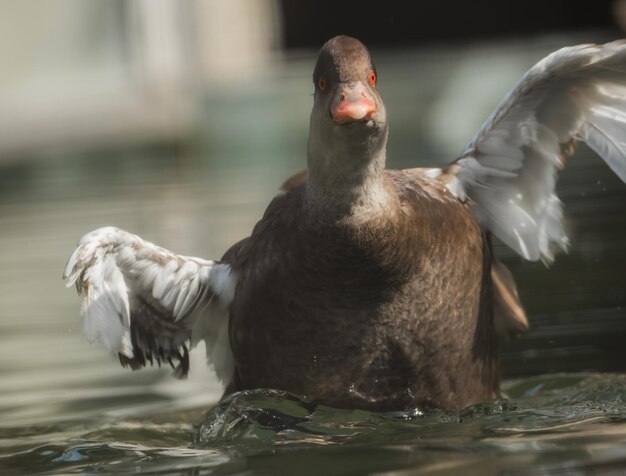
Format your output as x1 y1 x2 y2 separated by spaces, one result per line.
226 170 500 411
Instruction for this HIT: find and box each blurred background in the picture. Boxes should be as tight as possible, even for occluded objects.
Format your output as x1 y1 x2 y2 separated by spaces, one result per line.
1 0 626 427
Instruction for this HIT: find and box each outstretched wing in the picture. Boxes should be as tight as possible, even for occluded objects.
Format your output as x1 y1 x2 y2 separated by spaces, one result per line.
63 226 236 381
442 40 626 262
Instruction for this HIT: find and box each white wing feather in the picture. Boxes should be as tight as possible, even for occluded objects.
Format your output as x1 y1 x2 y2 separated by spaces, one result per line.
444 40 626 262
63 226 236 382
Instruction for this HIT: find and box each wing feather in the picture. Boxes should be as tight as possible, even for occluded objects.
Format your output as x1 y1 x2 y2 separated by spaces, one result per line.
443 41 626 262
63 226 236 381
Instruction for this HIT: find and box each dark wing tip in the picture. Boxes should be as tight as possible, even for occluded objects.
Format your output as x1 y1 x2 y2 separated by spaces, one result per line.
119 302 192 378
119 344 190 379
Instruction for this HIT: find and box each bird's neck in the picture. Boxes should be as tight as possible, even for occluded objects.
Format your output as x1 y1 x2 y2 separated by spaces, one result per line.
305 136 394 224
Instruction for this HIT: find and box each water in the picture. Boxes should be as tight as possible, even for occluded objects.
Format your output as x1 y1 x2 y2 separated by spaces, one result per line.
3 376 626 475
1 35 626 475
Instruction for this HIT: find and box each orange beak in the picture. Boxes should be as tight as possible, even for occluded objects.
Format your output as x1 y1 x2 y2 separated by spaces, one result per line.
331 83 377 124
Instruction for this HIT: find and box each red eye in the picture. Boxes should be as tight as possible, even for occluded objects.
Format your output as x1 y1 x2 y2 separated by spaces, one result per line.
318 78 327 91
369 71 377 86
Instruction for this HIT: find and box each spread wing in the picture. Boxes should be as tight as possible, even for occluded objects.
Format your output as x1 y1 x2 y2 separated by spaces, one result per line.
63 226 237 382
442 40 626 262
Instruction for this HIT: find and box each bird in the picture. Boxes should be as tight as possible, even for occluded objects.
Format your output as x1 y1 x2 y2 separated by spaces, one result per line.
64 36 626 412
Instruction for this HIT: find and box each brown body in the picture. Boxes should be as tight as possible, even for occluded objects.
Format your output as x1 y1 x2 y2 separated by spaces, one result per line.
225 170 500 411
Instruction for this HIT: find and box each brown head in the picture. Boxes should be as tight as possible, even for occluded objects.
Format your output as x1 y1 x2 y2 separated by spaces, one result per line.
306 36 390 218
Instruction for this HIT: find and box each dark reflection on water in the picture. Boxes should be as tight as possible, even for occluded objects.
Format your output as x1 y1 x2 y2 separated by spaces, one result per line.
1 34 626 475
